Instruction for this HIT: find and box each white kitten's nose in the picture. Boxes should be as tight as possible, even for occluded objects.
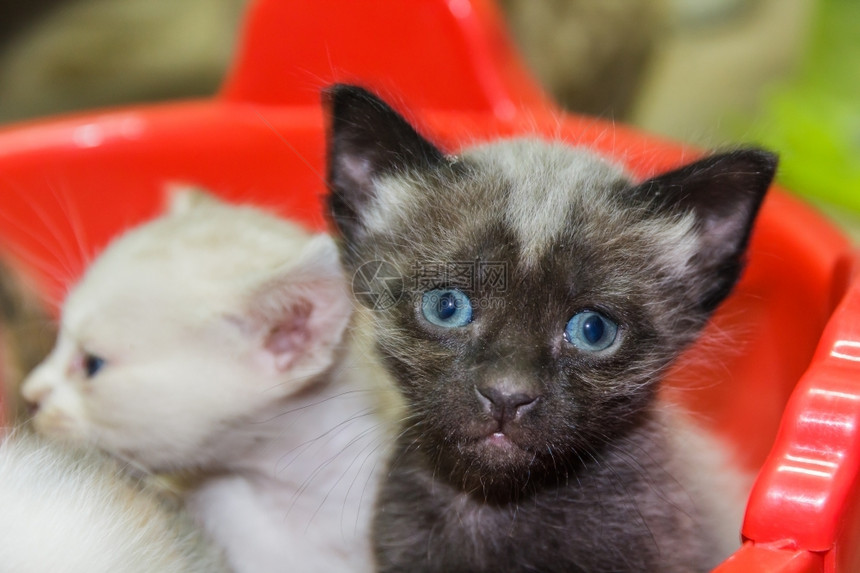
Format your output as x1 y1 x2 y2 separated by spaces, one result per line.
20 372 52 409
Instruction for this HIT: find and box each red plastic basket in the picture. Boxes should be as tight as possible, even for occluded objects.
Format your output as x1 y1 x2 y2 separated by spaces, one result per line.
0 1 857 570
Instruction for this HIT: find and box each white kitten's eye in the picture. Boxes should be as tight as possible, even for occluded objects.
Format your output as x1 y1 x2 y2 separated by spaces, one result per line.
564 311 619 352
83 353 106 378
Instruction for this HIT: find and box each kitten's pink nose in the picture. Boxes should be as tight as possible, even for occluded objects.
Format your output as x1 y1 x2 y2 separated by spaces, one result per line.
476 384 539 425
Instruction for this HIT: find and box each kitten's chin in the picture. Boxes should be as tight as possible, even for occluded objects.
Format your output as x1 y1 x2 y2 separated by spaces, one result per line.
418 420 552 495
480 433 536 469
32 412 86 445
445 429 541 492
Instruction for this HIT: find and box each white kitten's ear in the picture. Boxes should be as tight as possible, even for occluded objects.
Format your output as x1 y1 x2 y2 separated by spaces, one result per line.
323 84 446 242
244 234 352 376
164 183 220 215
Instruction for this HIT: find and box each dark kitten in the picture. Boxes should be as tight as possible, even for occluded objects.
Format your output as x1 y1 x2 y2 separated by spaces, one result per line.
324 84 775 573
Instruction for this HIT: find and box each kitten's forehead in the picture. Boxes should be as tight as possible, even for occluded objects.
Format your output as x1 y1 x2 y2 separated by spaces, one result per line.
360 139 701 309
62 262 196 346
464 140 630 265
369 140 636 266
61 200 317 340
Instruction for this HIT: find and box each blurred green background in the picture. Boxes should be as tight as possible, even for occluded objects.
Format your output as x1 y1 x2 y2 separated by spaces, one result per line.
746 0 860 235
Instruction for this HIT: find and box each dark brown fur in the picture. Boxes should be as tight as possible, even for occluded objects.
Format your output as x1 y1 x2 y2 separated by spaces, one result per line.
324 85 776 572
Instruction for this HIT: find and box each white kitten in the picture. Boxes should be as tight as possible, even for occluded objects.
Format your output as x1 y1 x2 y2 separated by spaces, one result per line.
0 431 229 573
22 191 395 573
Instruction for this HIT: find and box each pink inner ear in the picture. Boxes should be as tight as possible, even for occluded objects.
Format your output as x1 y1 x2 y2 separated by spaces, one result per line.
264 301 312 371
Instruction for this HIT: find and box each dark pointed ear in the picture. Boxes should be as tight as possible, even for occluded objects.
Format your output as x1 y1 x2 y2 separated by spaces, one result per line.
635 149 778 312
323 84 446 241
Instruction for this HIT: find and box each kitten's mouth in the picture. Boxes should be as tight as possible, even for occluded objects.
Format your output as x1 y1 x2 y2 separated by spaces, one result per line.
483 431 517 450
474 427 528 454
463 427 539 475
464 419 533 456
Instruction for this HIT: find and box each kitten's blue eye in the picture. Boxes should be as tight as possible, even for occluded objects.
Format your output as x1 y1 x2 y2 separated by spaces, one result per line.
421 289 473 327
564 311 618 352
83 354 105 378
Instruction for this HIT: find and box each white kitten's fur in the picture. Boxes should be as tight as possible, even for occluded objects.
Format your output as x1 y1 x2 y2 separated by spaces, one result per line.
0 431 229 573
22 191 395 572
